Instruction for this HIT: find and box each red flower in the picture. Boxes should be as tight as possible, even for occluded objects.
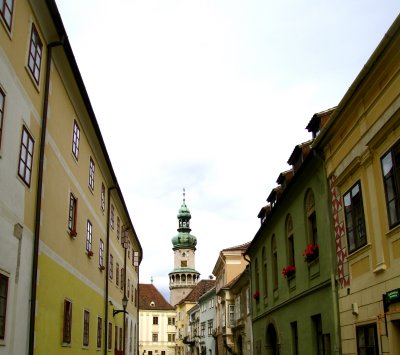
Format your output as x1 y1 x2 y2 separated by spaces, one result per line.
303 244 319 261
253 289 260 300
282 265 296 278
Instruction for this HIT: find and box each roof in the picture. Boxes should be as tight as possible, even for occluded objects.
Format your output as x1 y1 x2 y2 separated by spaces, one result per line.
139 284 174 311
177 279 216 305
222 242 251 252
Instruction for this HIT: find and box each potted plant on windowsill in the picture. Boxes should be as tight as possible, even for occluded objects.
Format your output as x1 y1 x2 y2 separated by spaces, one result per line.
99 265 105 271
87 250 93 257
303 243 319 262
252 289 260 301
282 265 296 278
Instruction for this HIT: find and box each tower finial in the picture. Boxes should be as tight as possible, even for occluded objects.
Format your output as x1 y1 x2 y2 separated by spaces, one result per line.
183 188 186 204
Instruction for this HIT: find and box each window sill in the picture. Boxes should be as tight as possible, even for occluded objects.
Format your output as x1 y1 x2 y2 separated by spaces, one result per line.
24 66 41 93
0 16 13 39
386 223 400 239
61 343 71 347
99 265 105 271
68 230 77 238
86 251 94 257
347 243 372 262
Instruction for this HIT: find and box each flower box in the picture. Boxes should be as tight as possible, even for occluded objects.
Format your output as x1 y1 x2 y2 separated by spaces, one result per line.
303 243 319 262
282 265 296 278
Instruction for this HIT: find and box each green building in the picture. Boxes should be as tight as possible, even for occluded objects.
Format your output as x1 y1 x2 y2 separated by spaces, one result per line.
246 109 341 355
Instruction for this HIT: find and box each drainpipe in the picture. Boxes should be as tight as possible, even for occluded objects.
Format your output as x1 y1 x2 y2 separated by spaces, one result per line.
104 186 116 355
313 149 342 355
28 39 64 355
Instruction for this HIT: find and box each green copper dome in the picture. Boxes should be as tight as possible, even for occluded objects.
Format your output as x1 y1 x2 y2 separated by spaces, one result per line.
172 189 197 250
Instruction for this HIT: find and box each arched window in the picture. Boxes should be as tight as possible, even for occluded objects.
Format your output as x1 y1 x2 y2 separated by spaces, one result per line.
271 235 278 290
305 189 318 245
286 214 295 267
262 247 268 297
255 258 260 298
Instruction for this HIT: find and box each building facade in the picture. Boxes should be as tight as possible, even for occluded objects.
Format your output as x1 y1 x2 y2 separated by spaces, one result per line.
198 286 217 355
315 14 400 355
169 190 200 307
246 108 341 355
176 280 215 355
139 283 176 355
0 1 142 354
212 243 250 355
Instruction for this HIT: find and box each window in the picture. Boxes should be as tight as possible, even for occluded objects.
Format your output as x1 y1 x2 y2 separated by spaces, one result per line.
312 314 331 355
305 190 318 245
168 317 175 325
201 322 205 337
114 325 118 350
0 88 5 149
344 181 367 253
286 215 295 267
18 126 34 187
119 328 122 351
168 333 176 342
153 316 158 325
83 310 90 346
72 120 80 160
62 299 72 344
0 274 9 340
120 268 124 290
101 183 105 211
181 260 187 267
86 220 92 253
0 0 14 30
235 296 241 321
27 24 43 84
108 322 112 350
116 263 119 286
131 284 134 302
381 141 400 228
97 317 102 348
110 204 114 229
254 258 260 300
272 235 278 290
152 333 158 342
356 324 379 355
89 157 95 191
262 247 268 298
109 254 113 279
117 217 120 239
134 288 137 307
99 239 104 268
228 304 235 328
208 320 213 335
68 193 78 236
291 321 299 355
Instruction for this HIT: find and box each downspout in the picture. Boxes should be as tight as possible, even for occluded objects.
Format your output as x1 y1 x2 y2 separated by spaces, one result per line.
104 186 116 355
313 149 342 355
29 39 64 355
243 254 253 355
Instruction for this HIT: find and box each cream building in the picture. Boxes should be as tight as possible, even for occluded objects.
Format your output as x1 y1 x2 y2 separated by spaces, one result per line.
0 1 143 354
139 283 176 355
315 14 400 355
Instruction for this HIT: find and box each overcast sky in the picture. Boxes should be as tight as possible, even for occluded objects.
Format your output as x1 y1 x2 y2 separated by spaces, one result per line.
55 0 399 300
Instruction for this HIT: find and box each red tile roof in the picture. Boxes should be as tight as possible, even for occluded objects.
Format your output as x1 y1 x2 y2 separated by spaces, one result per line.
139 284 174 310
222 242 251 252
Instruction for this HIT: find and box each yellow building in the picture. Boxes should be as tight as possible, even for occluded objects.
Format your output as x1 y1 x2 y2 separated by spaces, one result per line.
0 1 142 354
315 15 400 355
212 243 250 355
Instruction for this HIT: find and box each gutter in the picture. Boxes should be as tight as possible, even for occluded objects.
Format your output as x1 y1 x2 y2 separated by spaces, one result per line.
29 39 64 355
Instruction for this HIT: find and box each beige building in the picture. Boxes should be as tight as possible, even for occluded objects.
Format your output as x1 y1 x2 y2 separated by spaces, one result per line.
212 243 250 355
315 14 400 355
0 1 143 354
139 284 176 355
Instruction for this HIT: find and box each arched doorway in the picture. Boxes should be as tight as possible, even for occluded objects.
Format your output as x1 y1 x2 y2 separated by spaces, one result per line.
266 323 278 355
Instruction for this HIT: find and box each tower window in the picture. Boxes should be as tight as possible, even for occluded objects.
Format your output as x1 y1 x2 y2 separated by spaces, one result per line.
181 260 187 267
